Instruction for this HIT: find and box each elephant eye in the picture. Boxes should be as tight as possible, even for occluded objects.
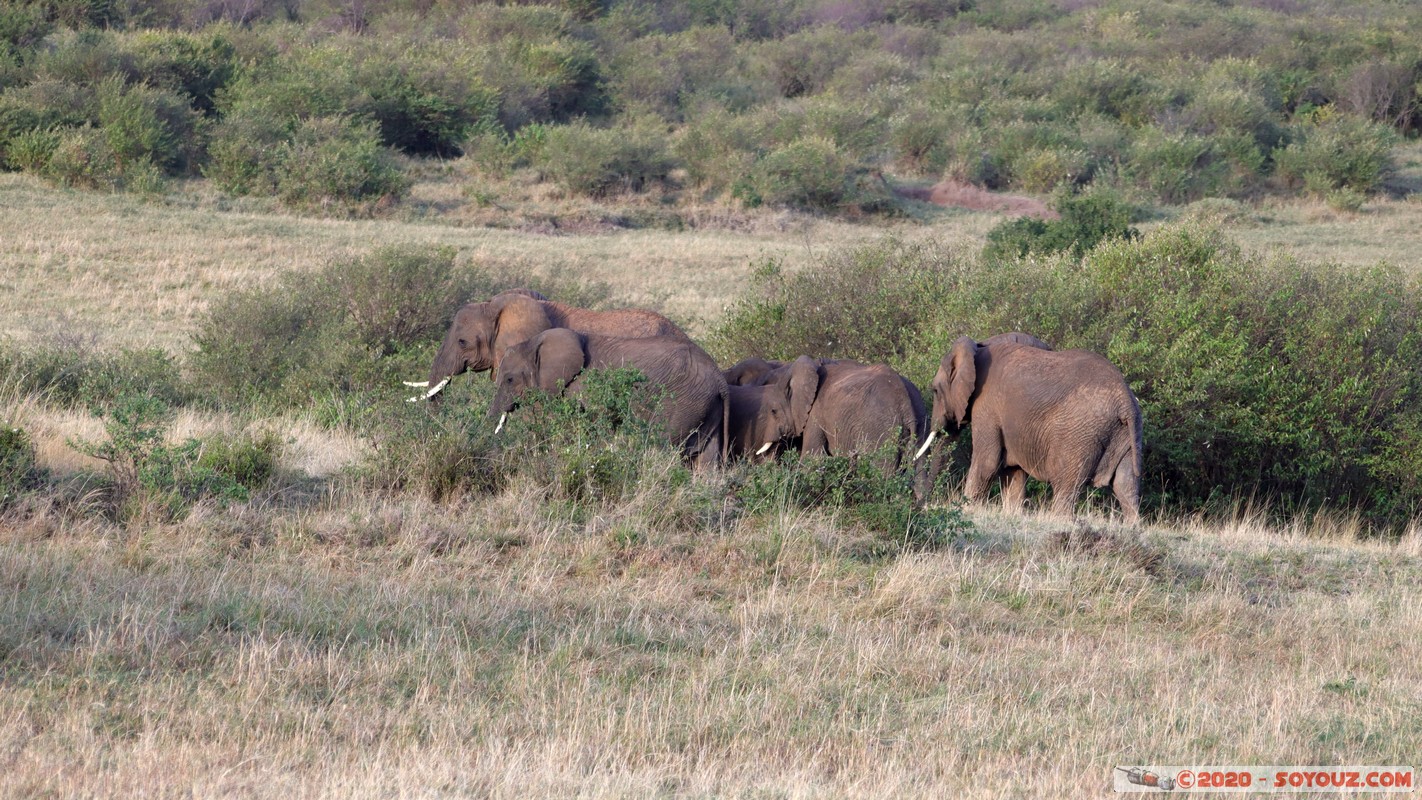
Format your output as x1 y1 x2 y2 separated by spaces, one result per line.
458 338 468 348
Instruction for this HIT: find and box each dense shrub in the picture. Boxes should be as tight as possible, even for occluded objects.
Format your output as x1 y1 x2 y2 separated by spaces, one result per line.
535 118 677 196
0 341 191 411
713 228 1422 531
274 116 409 212
190 244 610 411
0 422 41 509
737 446 970 552
70 395 274 522
983 190 1139 262
1273 115 1397 201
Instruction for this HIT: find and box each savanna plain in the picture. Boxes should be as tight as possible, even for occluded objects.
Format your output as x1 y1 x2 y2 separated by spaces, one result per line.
3 168 1422 798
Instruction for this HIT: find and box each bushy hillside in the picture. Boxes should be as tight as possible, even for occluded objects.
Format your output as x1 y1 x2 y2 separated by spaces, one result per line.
1 0 1417 213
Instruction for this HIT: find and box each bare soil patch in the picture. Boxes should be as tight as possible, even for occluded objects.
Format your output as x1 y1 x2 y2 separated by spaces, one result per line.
898 180 1059 219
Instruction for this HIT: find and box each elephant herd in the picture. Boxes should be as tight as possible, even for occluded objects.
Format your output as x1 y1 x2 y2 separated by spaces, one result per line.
406 290 1143 524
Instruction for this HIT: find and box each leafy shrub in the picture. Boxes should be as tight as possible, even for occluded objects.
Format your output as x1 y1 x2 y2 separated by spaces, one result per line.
737 447 970 551
535 119 677 196
737 135 851 209
70 395 265 522
360 381 505 501
983 190 1139 262
500 368 683 506
96 76 200 174
715 227 1422 530
190 244 609 411
275 116 409 213
707 240 960 369
203 107 286 194
0 422 41 509
1273 115 1396 199
41 125 121 188
0 342 189 411
3 125 59 171
126 29 237 114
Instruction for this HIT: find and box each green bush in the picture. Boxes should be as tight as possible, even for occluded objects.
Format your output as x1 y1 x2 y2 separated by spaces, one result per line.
202 106 286 195
983 190 1139 262
70 395 264 523
737 135 851 210
189 244 609 411
275 116 410 213
714 227 1422 531
0 342 189 411
0 422 41 509
41 124 121 189
535 119 677 196
96 76 200 174
737 447 971 552
1273 114 1396 199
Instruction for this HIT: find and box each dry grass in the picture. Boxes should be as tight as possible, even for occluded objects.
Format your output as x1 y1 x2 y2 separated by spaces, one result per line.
2 490 1419 798
4 165 1422 797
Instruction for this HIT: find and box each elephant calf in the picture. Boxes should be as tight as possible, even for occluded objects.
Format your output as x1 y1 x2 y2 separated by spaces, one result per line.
925 335 1142 524
491 328 728 468
726 356 928 491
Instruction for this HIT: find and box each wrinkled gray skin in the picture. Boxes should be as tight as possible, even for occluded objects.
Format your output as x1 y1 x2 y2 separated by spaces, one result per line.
725 383 795 461
929 335 1142 524
491 329 728 468
723 357 787 387
428 291 688 389
760 356 930 492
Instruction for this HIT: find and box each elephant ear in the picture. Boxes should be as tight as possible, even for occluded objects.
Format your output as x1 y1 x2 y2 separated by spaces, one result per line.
947 336 979 426
532 328 586 394
490 293 554 364
787 355 821 432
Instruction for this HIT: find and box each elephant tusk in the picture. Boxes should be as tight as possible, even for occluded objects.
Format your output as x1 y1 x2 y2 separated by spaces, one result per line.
494 413 506 435
424 377 450 399
402 380 430 388
755 441 774 456
914 430 937 461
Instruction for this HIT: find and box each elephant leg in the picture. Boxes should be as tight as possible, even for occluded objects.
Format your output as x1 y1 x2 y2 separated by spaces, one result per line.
1000 467 1029 515
801 424 828 457
1112 462 1141 525
965 426 1003 504
1048 478 1084 520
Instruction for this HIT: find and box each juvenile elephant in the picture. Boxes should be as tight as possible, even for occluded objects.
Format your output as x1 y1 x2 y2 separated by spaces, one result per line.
923 336 1141 524
760 356 929 479
725 383 795 461
411 291 687 400
490 328 728 467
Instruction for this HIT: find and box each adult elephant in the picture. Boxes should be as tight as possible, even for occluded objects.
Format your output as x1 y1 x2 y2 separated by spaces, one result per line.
409 291 687 400
756 357 929 488
490 328 728 468
920 336 1141 524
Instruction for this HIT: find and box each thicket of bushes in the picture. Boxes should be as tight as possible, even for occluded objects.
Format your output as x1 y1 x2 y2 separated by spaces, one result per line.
1 0 1417 213
710 223 1422 531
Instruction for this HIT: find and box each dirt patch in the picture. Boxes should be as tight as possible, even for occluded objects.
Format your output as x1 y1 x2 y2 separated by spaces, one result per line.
897 180 1058 220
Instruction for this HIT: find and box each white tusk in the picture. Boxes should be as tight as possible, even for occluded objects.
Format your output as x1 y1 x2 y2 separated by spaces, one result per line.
424 377 449 399
402 380 430 387
914 430 937 461
755 441 774 456
494 413 506 435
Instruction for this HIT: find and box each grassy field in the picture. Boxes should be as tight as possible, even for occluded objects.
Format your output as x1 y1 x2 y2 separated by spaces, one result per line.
4 169 1422 797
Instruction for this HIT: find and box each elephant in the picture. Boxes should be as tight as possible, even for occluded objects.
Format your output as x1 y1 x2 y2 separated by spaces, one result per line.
724 357 786 387
755 356 929 488
725 383 795 461
409 290 688 400
922 335 1142 524
490 328 728 468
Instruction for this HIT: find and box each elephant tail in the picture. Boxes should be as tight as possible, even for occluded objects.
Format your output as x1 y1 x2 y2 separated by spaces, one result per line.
1093 398 1143 490
720 383 731 465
